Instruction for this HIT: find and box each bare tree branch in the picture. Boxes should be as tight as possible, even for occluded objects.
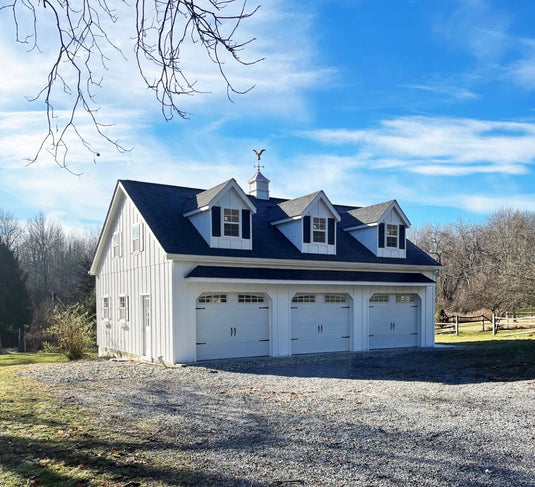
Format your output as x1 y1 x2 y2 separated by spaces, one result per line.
2 0 261 169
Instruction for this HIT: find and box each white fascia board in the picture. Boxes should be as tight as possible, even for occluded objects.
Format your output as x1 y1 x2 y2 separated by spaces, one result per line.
221 179 258 213
183 205 210 217
89 182 125 275
270 215 303 226
343 222 378 232
166 253 441 273
185 277 434 287
304 191 342 222
387 200 411 227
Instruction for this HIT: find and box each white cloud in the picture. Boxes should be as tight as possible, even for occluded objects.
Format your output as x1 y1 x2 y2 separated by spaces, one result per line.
304 116 535 175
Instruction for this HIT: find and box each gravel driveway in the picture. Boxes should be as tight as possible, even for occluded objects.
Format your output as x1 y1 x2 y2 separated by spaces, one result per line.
21 349 535 486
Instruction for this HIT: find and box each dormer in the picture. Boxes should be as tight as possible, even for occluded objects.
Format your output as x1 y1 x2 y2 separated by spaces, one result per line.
183 179 257 250
270 191 341 255
342 200 410 258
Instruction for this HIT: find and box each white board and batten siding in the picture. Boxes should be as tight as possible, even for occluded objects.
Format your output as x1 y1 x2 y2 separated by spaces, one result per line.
95 192 174 363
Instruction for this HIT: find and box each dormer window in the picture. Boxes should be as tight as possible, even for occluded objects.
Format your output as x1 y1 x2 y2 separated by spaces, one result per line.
386 224 398 248
223 209 240 237
312 217 326 243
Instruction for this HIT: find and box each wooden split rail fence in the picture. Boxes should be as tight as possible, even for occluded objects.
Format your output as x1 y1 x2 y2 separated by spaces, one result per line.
435 312 535 336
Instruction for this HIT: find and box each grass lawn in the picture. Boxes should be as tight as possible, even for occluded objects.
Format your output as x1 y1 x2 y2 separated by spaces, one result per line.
0 352 67 367
0 353 148 487
436 320 535 344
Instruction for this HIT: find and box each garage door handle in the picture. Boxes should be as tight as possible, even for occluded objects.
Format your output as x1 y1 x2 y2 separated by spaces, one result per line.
410 333 418 335
342 336 349 339
196 307 206 310
410 305 418 308
196 342 206 345
369 334 374 337
259 339 270 342
341 306 350 309
259 306 269 309
291 338 298 341
291 306 298 309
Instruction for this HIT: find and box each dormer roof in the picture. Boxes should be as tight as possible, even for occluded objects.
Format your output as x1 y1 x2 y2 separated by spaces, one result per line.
183 178 256 217
270 190 341 224
248 169 270 184
342 199 411 230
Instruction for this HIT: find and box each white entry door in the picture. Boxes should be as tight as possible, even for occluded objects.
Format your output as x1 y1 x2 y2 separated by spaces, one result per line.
142 295 151 358
291 294 351 354
196 293 270 360
368 293 420 349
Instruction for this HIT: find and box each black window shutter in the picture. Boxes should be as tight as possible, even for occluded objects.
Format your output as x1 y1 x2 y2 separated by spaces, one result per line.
378 222 385 248
327 218 335 245
303 216 311 243
399 224 406 249
242 209 250 239
211 206 221 237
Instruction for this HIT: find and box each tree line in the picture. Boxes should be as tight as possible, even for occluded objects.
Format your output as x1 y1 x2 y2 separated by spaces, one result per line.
0 209 97 350
411 208 535 316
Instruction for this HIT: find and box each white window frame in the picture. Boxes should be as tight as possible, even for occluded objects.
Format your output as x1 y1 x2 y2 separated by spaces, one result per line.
102 296 110 320
118 295 129 322
223 208 240 238
131 222 142 253
112 231 121 259
312 217 326 243
386 224 398 248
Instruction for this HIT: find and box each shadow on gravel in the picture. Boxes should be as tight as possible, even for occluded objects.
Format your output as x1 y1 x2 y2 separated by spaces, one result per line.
194 340 535 385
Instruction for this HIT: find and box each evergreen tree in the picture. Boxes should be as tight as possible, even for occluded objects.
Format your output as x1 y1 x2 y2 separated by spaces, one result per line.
0 240 32 350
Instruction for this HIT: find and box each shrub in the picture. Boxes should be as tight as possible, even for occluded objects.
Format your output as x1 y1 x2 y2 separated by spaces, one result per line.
435 308 448 324
43 304 95 360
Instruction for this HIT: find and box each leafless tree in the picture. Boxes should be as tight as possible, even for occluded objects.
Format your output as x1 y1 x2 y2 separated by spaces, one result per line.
0 209 22 253
2 0 261 170
413 210 535 314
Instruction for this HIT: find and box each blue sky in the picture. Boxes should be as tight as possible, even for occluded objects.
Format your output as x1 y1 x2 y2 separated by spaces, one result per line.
1 0 535 232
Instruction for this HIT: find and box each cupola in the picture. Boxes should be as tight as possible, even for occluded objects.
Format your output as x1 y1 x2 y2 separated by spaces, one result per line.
248 164 270 200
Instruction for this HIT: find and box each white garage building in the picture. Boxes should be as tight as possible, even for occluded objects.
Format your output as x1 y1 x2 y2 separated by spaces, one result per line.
90 170 440 364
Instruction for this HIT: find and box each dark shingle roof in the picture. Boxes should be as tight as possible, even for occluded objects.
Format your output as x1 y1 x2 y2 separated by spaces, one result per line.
344 200 395 228
119 179 439 267
182 179 232 214
270 191 322 221
186 266 435 283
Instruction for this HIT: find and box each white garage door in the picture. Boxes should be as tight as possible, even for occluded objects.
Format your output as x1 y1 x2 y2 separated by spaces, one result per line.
291 294 350 354
196 293 270 360
368 293 420 349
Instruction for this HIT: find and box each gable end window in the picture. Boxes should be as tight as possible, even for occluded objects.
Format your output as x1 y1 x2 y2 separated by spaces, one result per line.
132 223 142 253
312 217 326 243
386 224 398 248
112 231 121 258
223 209 240 237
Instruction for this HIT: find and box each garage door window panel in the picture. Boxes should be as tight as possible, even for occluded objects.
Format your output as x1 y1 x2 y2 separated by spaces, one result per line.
292 295 316 303
198 294 227 304
370 294 389 303
325 295 346 303
238 294 265 303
